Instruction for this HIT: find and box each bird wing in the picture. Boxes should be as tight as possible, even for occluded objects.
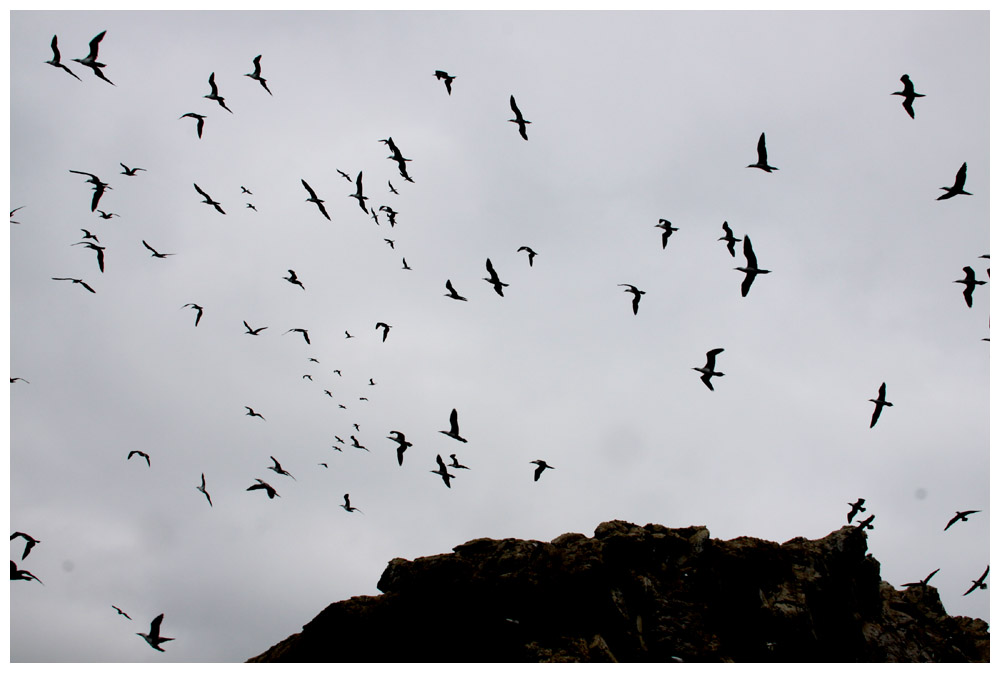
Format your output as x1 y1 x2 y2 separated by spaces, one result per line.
705 348 724 368
902 98 915 119
449 408 460 434
86 31 106 60
700 372 714 391
300 179 318 199
90 186 105 212
149 614 164 639
955 162 968 190
193 183 210 199
252 54 262 76
743 236 758 268
79 280 96 293
142 240 157 254
757 133 768 163
878 382 887 400
207 72 218 96
510 95 521 119
485 258 498 280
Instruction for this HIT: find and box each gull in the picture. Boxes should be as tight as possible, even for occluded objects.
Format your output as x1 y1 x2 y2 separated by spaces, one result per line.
735 236 770 297
449 454 470 470
847 498 866 524
387 431 412 466
127 450 151 467
179 113 206 139
80 228 100 242
484 258 509 296
285 328 310 344
10 378 30 384
182 303 204 326
445 279 468 301
401 258 412 270
718 221 741 257
10 206 25 223
10 561 43 585
937 162 971 200
246 478 279 499
68 170 110 212
618 284 645 315
375 322 392 342
72 30 114 85
963 566 989 596
241 186 253 195
246 203 257 211
380 205 399 227
891 74 924 119
52 277 96 293
508 95 531 140
954 266 986 308
439 408 468 443
119 163 145 176
693 348 725 391
655 219 679 249
284 269 305 290
45 35 82 80
204 72 232 113
517 246 538 266
341 493 363 513
856 514 875 531
10 532 40 560
196 473 212 507
384 138 412 177
530 459 554 482
193 183 225 214
244 54 272 95
243 321 267 335
747 132 777 172
112 605 132 620
431 454 456 488
345 331 355 339
336 169 352 182
350 435 369 452
96 210 118 219
943 510 980 531
136 614 174 651
388 181 399 195
301 179 330 220
868 382 892 428
434 70 456 95
142 240 174 258
349 171 369 213
245 406 266 420
901 568 940 589
268 456 296 480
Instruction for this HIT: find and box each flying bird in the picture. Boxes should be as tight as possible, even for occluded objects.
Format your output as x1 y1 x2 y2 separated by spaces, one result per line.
718 221 741 257
618 284 645 315
375 322 392 342
182 303 204 326
10 206 25 223
45 35 81 80
80 228 100 242
434 70 456 95
484 258 509 296
127 450 150 467
136 614 174 651
119 163 145 176
943 510 981 531
963 566 989 596
735 236 770 297
747 132 777 172
345 331 355 339
244 406 265 420
693 348 725 391
401 258 412 270
517 246 537 266
439 408 468 443
349 172 369 213
901 568 940 589
341 493 363 513
508 95 531 140
10 378 30 384
246 203 256 211
868 382 892 428
387 431 412 466
937 162 971 200
302 374 313 381
301 179 331 220
52 277 96 293
68 170 110 212
196 473 212 507
444 279 468 301
388 181 399 195
449 454 470 470
847 498 866 524
241 186 253 195
268 456 296 480
112 605 132 620
10 560 43 584
142 240 174 258
856 514 875 530
284 269 305 290
530 460 554 482
204 72 233 112
954 266 986 308
380 205 399 227
431 454 456 488
336 169 352 182
95 210 118 219
71 30 114 85
243 321 267 335
244 54 272 95
285 328 310 344
891 74 924 119
655 219 678 249
193 183 225 214
179 113 206 139
10 532 40 560
246 479 279 499
350 435 369 452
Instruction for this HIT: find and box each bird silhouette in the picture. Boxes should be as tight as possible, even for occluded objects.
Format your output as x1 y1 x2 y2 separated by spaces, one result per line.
349 171 369 213
204 72 232 113
449 454 470 470
142 240 174 258
10 378 30 384
95 210 118 219
52 277 96 293
345 331 355 339
847 498 866 524
484 258 509 296
285 328 310 344
127 450 151 467
80 228 100 243
954 266 986 308
10 532 40 560
693 348 725 391
136 613 174 651
68 170 110 212
246 203 257 211
284 269 305 290
747 132 777 172
193 183 225 214
868 382 892 428
856 514 875 530
434 70 456 94
937 162 971 200
618 284 645 315
268 456 296 480
179 113 206 139
431 454 457 488
244 54 272 95
10 206 24 224
241 186 253 195
72 30 114 85
530 459 554 481
891 74 924 119
246 478 279 499
388 181 399 195
337 169 352 182
196 473 212 507
517 246 537 266
341 493 363 513
350 435 369 452
301 179 330 220
119 163 145 176
387 431 412 466
444 279 468 301
735 236 770 297
655 219 678 249
439 408 468 443
182 303 204 326
508 95 531 140
112 605 132 620
375 322 392 342
245 406 266 420
718 221 741 257
243 321 267 335
45 35 81 80
963 566 989 596
10 560 43 584
944 510 980 531
901 568 940 589
380 205 399 227
401 258 412 270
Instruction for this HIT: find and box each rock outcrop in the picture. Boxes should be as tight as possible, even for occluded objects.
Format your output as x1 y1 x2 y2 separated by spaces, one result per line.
247 521 989 662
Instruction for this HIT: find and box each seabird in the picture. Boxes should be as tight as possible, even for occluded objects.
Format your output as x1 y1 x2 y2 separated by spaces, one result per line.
484 258 509 296
434 70 456 95
112 605 132 620
718 221 741 257
182 303 204 326
246 203 257 211
439 408 468 443
937 162 972 200
517 246 538 266
445 279 468 301
142 240 174 258
345 331 354 339
204 72 233 113
387 431 412 466
891 74 924 119
868 382 892 428
136 614 174 651
10 532 40 560
246 478 279 499
127 450 151 467
302 374 312 381
301 179 331 220
431 454 456 488
655 219 678 249
530 459 554 481
10 206 24 224
196 473 212 507
71 30 114 85
693 348 725 391
284 269 305 290
508 95 531 140
80 228 100 242
963 566 989 596
380 205 399 227
324 390 334 397
10 560 43 584
847 498 866 524
370 210 379 225
193 183 225 214
954 266 986 308
618 284 645 315
179 113 206 139
747 132 777 172
10 378 30 384
244 406 266 420
449 454 470 470
901 568 940 589
244 54 272 95
336 169 352 182
734 236 770 297
241 186 253 195
349 171 369 213
52 277 96 293
96 210 118 219
119 163 145 176
401 258 412 270
45 35 81 80
243 321 267 335
284 328 310 344
68 170 110 212
350 435 369 452
388 181 399 195
268 456 296 480
856 514 875 530
375 322 392 342
944 510 981 531
341 493 363 513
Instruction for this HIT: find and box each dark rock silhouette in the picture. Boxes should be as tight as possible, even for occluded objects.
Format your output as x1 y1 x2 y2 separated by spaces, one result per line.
247 521 988 663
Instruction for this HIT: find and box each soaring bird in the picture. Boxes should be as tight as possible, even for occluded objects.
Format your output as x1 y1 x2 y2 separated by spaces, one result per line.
72 30 114 85
341 493 363 513
204 72 232 113
387 431 412 466
241 186 253 195
963 566 989 596
196 473 212 507
901 568 940 589
71 241 104 272
735 236 770 297
52 277 96 293
937 162 971 200
10 560 43 584
80 228 100 242
10 206 25 223
747 132 777 172
434 70 456 94
655 219 678 249
68 170 110 212
856 514 875 530
444 279 468 301
383 138 413 179
449 454 470 470
336 169 352 182
401 258 412 270
891 74 924 119
868 382 892 428
375 322 392 342
10 532 40 560
388 180 399 195
954 266 986 308
718 221 741 257
508 95 531 140
693 348 725 391
179 113 206 139
112 605 132 620
142 240 174 258
284 328 310 344
136 614 174 651
244 54 272 95
10 378 30 384
119 163 145 176
127 450 151 467
439 408 468 443
350 435 369 452
268 456 296 480
243 321 267 335
484 258 509 296
193 183 225 214
618 284 645 315
182 303 204 326
530 459 554 482
380 205 399 227
847 498 866 524
349 172 369 213
517 246 538 266
370 209 379 225
944 510 981 531
246 479 279 499
96 210 118 219
284 269 305 290
246 203 256 211
301 179 331 220
431 454 457 488
244 406 266 420
345 331 355 339
45 35 81 80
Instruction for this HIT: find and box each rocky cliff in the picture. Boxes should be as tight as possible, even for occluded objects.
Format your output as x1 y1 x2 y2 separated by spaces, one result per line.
247 521 989 662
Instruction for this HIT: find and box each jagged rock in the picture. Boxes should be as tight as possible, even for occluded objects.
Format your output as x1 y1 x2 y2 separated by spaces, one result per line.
247 522 989 662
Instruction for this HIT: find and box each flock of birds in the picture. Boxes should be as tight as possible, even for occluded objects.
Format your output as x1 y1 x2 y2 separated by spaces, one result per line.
11 29 989 657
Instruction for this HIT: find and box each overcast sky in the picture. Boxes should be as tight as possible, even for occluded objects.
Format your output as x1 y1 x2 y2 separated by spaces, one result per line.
7 9 990 663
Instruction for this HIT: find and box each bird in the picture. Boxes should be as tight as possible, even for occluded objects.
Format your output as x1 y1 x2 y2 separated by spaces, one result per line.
434 70 456 95
246 479 279 499
517 246 538 266
439 408 468 443
383 138 413 179
370 210 379 225
80 228 100 242
241 186 253 195
508 95 531 140
179 113 206 139
847 498 866 524
333 436 345 445
285 328 310 344
336 169 352 182
302 374 313 381
10 560 43 585
891 74 924 119
45 35 81 80
401 258 412 270
10 532 40 560
380 205 399 227
68 170 111 212
901 568 940 589
333 369 342 376
349 171 369 213
734 236 770 297
127 450 151 467
196 473 212 507
244 406 265 420
444 279 468 301
182 303 204 327
95 210 118 219
308 358 320 363
341 493 363 513
345 331 355 339
449 454 470 470
530 459 554 481
112 605 132 620
747 132 777 172
954 266 986 308
718 221 741 257
72 30 114 85
655 219 678 249
618 284 645 315
51 277 96 293
10 378 30 384
301 179 331 220
243 321 267 335
484 258 509 296
937 162 972 200
868 382 892 428
284 269 305 290
323 390 333 397
142 240 174 258
244 54 272 95
387 431 412 466
136 614 174 651
204 72 232 112
119 163 145 176
268 456 296 480
693 348 725 391
375 322 392 342
943 510 981 531
388 181 399 195
10 206 25 223
193 183 225 214
350 435 369 452
856 514 875 530
318 463 328 468
431 454 457 488
963 566 989 596
246 203 257 211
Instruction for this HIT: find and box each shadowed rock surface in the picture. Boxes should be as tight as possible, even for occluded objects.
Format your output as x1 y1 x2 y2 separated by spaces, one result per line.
247 521 989 662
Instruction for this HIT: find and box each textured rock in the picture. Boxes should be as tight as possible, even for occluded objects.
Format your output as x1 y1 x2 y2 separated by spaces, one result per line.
247 522 989 662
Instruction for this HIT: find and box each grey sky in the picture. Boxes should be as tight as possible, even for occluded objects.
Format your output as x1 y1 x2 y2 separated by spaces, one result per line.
8 10 989 663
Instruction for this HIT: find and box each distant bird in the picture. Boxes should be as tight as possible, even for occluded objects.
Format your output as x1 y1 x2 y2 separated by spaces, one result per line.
354 423 361 430
734 236 770 297
693 348 725 391
241 186 253 195
618 284 645 315
284 269 305 290
196 473 212 507
387 431 412 466
431 454 456 488
902 568 940 589
193 183 225 214
268 456 296 480
80 228 100 242
127 450 150 467
10 206 25 223
718 221 741 257
747 132 777 172
375 322 392 342
401 258 412 270
349 171 369 213
530 459 554 481
380 205 399 227
52 277 96 293
10 532 40 560
937 162 972 200
345 331 354 339
45 35 81 80
943 510 981 531
318 463 328 468
244 54 272 95
244 406 265 420
112 605 132 620
350 435 369 452
72 30 114 85
308 358 320 363
370 210 379 225
847 498 866 524
96 210 118 219
68 170 110 212
508 95 531 140
336 169 352 182
444 279 468 301
954 266 986 308
182 303 204 326
333 369 342 377
246 478 279 499
323 390 333 397
891 74 924 119
449 454 470 470
856 514 875 530
439 408 468 443
655 219 678 249
10 560 42 584
119 163 145 176
334 436 345 445
302 374 313 381
246 203 257 211
243 321 267 335
383 138 413 180
484 258 509 296
204 72 232 113
301 179 331 220
179 113 206 139
868 382 892 428
136 613 174 651
341 493 363 513
388 181 399 195
963 566 989 596
517 246 538 266
142 240 174 258
284 328 310 344
10 378 30 384
434 70 456 95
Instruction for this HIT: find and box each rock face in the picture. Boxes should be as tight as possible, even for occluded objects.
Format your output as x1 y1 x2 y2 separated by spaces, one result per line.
247 521 989 662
